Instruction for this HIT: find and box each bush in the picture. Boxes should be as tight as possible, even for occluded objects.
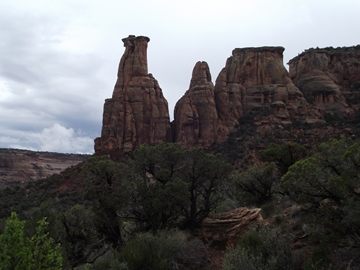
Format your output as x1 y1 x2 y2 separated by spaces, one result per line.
118 229 208 270
223 226 292 270
232 162 278 207
260 201 276 219
0 212 63 270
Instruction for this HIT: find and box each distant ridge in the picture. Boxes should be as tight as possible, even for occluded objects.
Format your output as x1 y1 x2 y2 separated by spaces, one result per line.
0 148 89 188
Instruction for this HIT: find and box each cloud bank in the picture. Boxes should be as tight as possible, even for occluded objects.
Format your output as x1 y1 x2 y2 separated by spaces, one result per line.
0 0 359 153
1 123 93 154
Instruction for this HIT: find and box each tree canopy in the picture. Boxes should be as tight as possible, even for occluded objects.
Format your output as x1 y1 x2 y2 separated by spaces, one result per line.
0 212 63 270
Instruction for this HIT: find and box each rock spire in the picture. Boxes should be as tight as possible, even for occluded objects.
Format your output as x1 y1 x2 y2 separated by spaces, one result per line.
95 37 360 156
94 35 171 158
173 61 223 148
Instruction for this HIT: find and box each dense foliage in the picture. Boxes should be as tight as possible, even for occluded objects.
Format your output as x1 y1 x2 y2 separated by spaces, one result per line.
223 226 292 270
0 139 359 269
231 162 278 206
280 138 360 269
0 143 232 268
0 212 62 270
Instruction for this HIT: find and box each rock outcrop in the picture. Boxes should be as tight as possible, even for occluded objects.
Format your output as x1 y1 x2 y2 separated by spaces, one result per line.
288 46 360 118
0 149 88 188
95 37 360 158
173 47 324 148
214 47 323 138
94 35 172 157
173 61 224 148
201 207 263 244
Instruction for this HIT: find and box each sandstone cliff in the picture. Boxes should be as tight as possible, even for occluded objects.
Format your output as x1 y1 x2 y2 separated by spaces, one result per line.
214 47 324 137
173 61 223 148
289 46 360 119
94 35 172 158
173 46 324 148
0 149 88 188
95 37 360 157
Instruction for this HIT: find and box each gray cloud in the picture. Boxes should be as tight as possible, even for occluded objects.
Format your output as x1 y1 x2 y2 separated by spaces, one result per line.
0 3 111 153
0 0 359 153
1 123 93 154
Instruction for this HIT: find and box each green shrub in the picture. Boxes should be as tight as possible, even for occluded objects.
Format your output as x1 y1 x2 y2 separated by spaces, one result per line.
0 212 63 270
118 229 208 270
232 162 278 207
223 226 292 270
310 242 331 269
260 201 276 219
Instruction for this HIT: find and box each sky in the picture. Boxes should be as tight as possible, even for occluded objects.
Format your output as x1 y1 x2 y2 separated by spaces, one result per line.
0 0 359 154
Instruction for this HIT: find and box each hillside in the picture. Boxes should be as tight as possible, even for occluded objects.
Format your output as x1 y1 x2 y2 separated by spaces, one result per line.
0 148 89 188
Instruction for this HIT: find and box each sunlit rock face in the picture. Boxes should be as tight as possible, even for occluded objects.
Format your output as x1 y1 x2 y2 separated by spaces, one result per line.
289 46 360 118
173 61 224 148
94 35 171 157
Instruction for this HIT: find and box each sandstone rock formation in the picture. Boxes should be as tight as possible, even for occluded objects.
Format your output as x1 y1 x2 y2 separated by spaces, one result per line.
173 46 324 148
201 207 263 244
288 46 360 118
173 61 223 148
214 47 323 137
94 35 172 157
0 149 88 188
95 37 360 157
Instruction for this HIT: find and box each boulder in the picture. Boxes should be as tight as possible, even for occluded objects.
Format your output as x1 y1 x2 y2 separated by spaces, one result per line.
201 207 263 244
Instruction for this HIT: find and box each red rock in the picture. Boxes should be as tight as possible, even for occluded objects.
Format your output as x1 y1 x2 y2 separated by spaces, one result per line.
173 61 222 147
95 35 172 157
214 47 323 138
201 207 263 244
288 46 360 118
0 149 88 188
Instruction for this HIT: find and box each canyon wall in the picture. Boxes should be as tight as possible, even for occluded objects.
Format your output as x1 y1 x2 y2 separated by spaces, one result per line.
0 149 88 188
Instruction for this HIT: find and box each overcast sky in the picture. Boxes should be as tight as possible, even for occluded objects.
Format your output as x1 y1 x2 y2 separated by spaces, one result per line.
0 0 359 154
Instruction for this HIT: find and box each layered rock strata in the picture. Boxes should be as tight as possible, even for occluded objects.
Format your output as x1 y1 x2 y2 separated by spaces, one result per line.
0 149 88 188
173 61 224 148
214 47 323 137
289 46 360 118
95 37 360 155
95 35 172 156
201 207 263 244
173 47 323 147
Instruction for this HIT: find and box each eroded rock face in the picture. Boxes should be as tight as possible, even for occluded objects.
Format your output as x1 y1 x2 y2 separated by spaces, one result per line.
289 46 360 118
173 47 326 148
214 47 323 138
95 38 360 157
201 207 263 244
95 35 172 156
0 149 88 188
173 61 224 148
